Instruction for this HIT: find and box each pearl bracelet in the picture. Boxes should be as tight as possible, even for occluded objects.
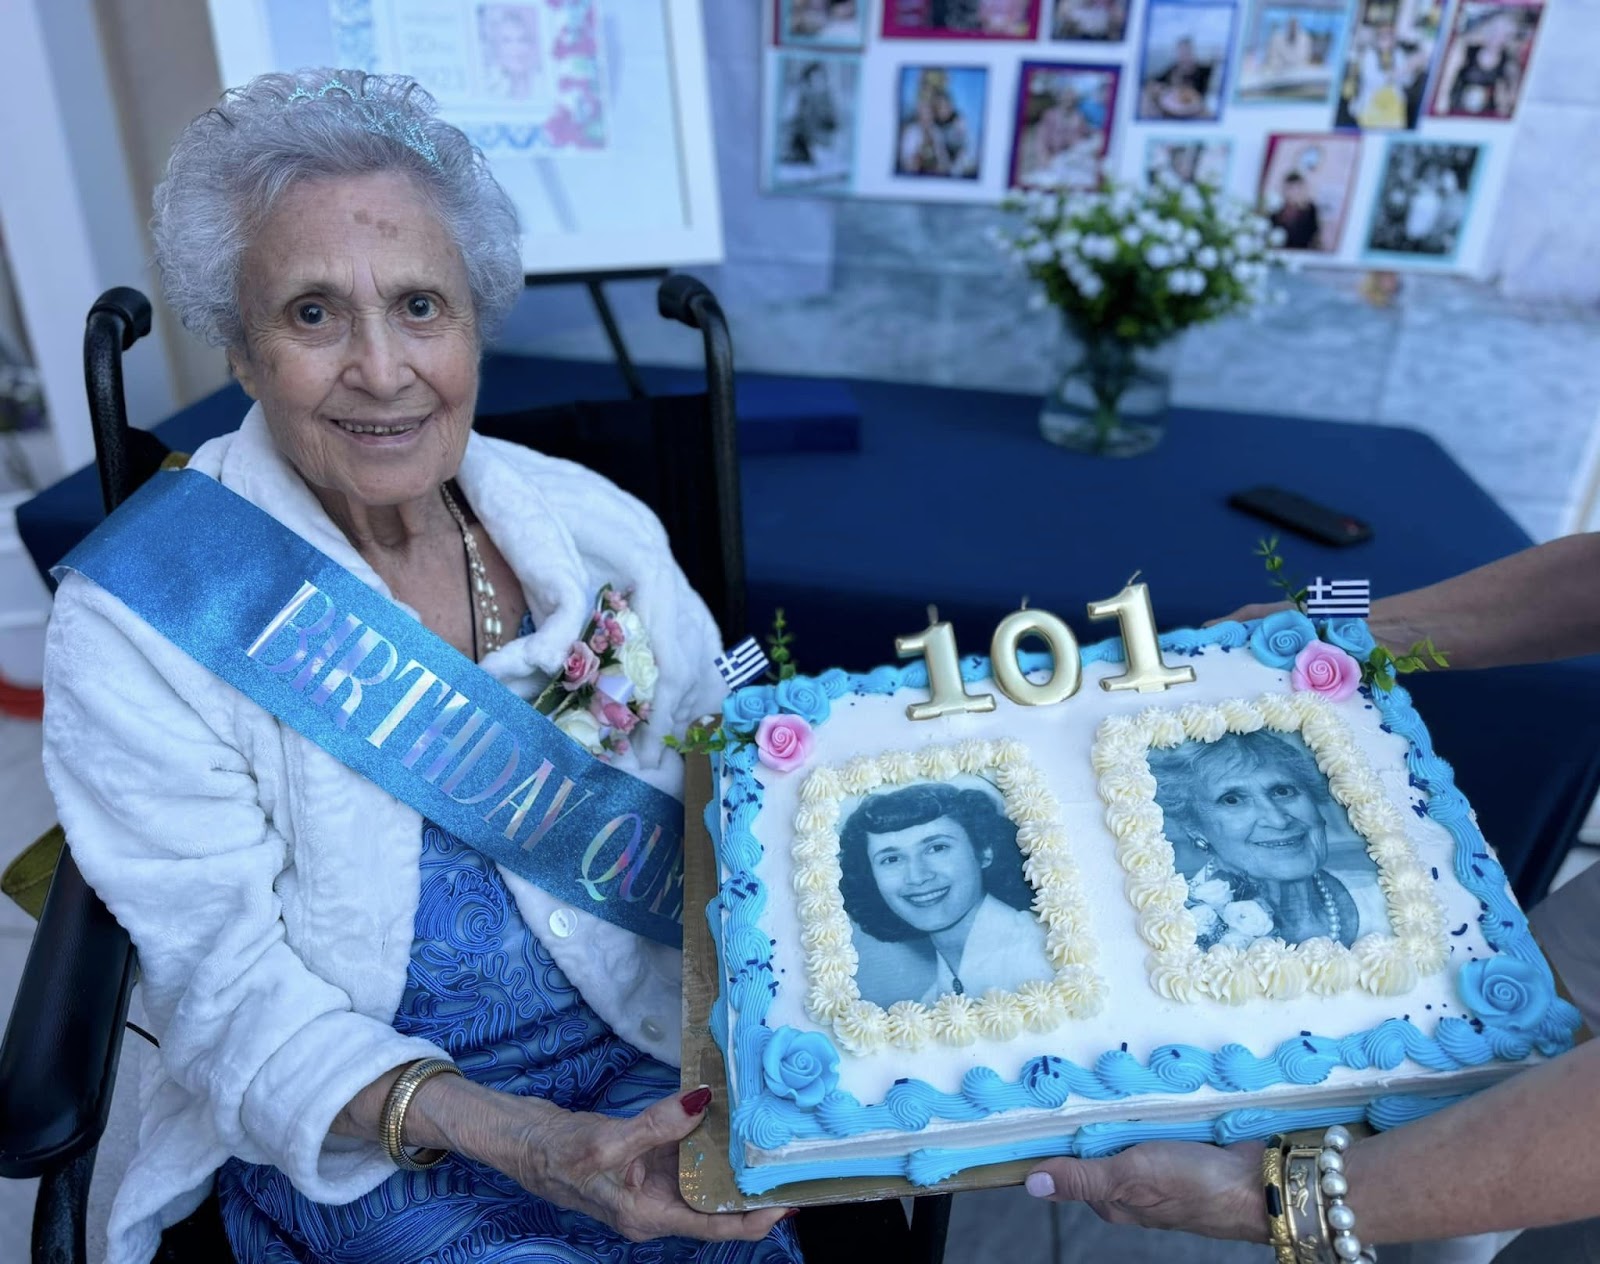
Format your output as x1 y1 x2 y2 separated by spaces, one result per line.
1316 1124 1375 1264
1268 1125 1376 1264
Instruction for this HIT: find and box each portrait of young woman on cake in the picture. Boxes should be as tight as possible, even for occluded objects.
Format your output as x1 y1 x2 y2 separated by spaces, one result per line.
837 782 1054 1007
1148 730 1389 949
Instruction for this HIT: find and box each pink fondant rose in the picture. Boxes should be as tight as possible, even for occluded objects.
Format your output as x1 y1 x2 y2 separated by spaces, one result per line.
560 641 600 692
1291 641 1361 702
755 713 814 772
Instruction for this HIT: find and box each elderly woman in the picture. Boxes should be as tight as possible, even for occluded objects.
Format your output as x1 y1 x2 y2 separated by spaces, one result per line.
838 783 1051 1006
42 71 797 1264
1148 730 1387 949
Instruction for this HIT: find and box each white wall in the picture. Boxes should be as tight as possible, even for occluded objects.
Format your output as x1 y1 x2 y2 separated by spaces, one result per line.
0 0 178 476
93 0 230 406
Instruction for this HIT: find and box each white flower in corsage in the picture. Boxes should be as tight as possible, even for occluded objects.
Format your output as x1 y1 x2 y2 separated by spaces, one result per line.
534 584 655 761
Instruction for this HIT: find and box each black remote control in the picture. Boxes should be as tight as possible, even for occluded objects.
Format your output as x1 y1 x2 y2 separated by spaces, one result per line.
1227 486 1374 547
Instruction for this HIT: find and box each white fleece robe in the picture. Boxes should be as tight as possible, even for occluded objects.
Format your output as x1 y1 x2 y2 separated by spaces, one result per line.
41 407 728 1264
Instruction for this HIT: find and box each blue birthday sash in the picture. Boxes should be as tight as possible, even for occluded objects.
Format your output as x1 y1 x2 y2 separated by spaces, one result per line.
54 469 686 947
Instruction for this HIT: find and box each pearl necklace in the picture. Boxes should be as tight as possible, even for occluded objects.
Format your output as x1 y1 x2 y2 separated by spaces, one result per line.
439 483 503 658
1312 872 1341 943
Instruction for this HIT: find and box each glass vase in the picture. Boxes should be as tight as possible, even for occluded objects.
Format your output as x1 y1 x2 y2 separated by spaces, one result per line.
1039 330 1177 457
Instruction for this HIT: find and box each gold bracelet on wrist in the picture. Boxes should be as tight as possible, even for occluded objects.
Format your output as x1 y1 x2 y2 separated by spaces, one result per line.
380 1058 463 1171
1284 1140 1330 1263
1263 1135 1297 1264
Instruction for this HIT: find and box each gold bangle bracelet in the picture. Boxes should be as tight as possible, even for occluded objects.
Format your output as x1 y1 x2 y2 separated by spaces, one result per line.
1285 1144 1331 1264
1263 1136 1297 1264
380 1058 463 1171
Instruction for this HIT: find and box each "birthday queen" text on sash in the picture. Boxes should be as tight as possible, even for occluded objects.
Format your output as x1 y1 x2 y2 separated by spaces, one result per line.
56 470 687 948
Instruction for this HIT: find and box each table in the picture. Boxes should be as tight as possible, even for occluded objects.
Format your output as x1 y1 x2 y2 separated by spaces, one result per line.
18 356 1600 902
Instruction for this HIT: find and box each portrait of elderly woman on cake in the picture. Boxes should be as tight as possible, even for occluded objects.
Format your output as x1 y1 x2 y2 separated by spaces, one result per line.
838 782 1053 1007
1147 730 1390 950
41 70 796 1264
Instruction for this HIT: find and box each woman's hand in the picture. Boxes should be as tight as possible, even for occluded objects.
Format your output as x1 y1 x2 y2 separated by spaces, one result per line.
1024 1141 1266 1242
485 1085 791 1244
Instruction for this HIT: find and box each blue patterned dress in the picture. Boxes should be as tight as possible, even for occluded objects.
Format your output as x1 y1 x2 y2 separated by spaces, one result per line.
219 628 801 1262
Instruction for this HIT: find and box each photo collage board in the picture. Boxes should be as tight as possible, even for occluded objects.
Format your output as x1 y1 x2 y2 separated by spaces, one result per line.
763 0 1546 272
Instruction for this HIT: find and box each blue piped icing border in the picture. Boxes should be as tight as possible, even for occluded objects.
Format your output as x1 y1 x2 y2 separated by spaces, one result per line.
706 621 1579 1193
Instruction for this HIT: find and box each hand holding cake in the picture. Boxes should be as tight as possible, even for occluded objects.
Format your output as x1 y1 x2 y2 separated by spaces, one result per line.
1023 531 1600 1256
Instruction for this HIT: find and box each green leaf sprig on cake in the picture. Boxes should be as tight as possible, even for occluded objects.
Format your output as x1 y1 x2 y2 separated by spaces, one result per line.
667 609 822 766
1249 537 1448 694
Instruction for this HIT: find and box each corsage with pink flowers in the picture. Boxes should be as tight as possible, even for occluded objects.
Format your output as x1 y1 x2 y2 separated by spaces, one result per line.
534 584 657 760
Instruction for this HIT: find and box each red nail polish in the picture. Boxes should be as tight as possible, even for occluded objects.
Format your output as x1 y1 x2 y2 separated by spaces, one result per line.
681 1086 713 1116
781 1208 800 1220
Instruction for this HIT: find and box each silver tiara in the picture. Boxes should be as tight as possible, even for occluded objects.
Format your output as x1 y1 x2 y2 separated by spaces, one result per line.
285 79 440 167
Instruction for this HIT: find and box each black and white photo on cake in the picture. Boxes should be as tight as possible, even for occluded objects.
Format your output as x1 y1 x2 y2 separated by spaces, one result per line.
1364 139 1484 262
1147 730 1392 951
1233 0 1350 106
777 0 869 49
1257 132 1362 253
1145 136 1233 187
838 776 1054 1008
1050 0 1129 43
1427 0 1544 120
1136 0 1237 123
1333 0 1448 131
893 65 989 180
770 53 861 193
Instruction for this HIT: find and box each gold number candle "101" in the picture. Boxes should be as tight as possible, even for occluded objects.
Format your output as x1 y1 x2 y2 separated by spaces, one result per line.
896 583 1193 720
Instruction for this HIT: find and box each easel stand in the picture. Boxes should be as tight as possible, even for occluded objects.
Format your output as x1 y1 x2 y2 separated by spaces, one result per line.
523 268 669 400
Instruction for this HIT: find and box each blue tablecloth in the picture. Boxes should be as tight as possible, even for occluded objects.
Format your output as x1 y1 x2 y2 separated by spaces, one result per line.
18 355 1600 902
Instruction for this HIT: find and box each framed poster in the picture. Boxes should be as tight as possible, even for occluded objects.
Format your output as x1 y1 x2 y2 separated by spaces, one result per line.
1233 0 1350 106
207 0 724 274
1257 132 1362 252
1009 61 1119 190
1364 138 1486 264
1136 1 1237 123
1428 0 1544 120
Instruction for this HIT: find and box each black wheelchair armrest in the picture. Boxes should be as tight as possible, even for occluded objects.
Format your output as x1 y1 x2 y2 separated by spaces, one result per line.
0 847 136 1178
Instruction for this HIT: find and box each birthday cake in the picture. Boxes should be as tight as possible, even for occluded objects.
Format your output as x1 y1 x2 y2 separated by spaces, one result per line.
703 609 1580 1195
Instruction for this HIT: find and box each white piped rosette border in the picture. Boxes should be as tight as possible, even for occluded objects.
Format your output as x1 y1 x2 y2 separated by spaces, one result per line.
1093 693 1449 1006
791 738 1106 1054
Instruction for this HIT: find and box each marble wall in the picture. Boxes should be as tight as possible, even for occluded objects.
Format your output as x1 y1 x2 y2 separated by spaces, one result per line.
500 0 1600 543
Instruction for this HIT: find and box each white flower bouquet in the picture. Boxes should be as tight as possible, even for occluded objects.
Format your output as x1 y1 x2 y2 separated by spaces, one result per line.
999 175 1282 347
993 175 1282 454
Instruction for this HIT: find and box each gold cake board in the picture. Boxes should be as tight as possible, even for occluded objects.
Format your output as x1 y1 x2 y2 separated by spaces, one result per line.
676 752 1587 1212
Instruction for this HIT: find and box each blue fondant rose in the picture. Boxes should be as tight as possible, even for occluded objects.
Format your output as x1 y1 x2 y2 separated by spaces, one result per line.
775 676 831 727
761 1026 841 1109
1322 618 1376 659
1249 610 1319 670
1457 957 1552 1034
724 685 778 735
